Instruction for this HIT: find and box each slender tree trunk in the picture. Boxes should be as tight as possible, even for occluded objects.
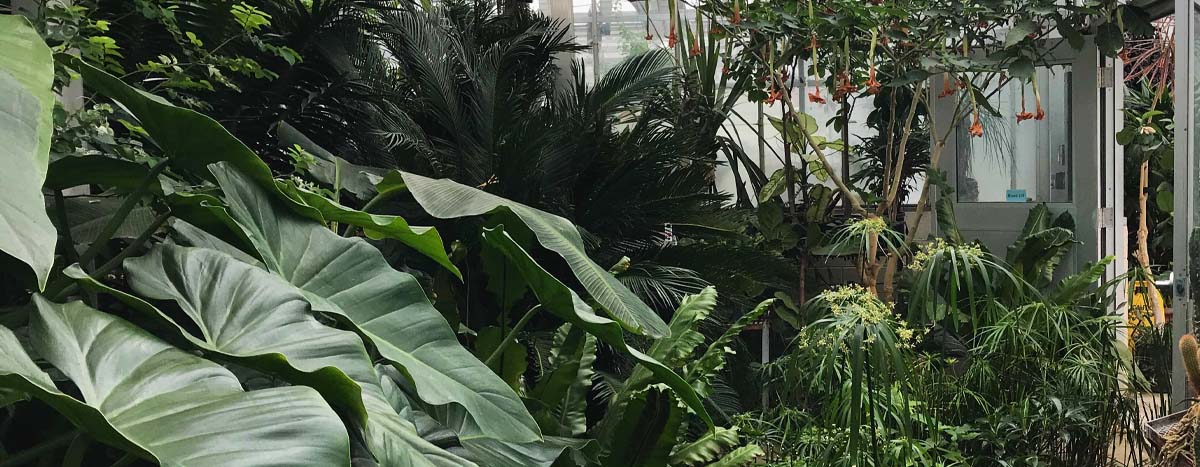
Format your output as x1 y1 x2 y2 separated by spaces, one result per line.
862 215 882 296
1136 160 1166 324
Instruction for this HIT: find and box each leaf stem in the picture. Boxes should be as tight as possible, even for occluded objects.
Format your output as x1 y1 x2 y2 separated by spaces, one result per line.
49 211 171 301
340 188 396 237
53 190 79 265
75 158 169 268
484 305 541 367
0 431 76 467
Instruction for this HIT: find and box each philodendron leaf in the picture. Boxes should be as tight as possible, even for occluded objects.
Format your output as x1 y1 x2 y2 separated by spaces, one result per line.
210 162 540 444
75 61 450 269
480 226 714 430
54 196 158 246
403 171 670 338
0 16 56 289
69 246 474 467
73 60 283 197
0 296 350 466
378 365 589 467
279 182 461 278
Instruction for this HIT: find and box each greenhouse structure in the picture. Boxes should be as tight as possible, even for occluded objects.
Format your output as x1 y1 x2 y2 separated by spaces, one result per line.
2 0 1200 465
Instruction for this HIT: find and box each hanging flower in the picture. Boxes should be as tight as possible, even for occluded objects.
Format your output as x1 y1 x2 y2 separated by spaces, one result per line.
834 71 857 101
866 68 882 95
644 1 652 43
1119 48 1130 63
865 29 881 95
808 86 826 104
690 40 701 57
765 86 784 105
722 65 730 75
668 0 678 48
1016 83 1034 122
969 112 984 137
1032 77 1046 120
1140 125 1157 135
936 74 952 98
731 0 741 24
806 34 822 104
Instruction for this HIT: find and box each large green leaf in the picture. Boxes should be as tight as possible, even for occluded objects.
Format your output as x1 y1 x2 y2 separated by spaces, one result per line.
0 296 350 466
378 365 588 467
0 16 56 289
403 171 669 338
75 61 450 267
280 182 461 278
46 156 158 192
479 226 713 429
74 60 282 193
70 245 473 467
668 427 741 466
706 445 764 467
210 162 540 444
54 196 158 246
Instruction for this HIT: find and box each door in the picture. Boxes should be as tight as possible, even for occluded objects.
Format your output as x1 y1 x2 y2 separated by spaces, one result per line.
933 37 1121 282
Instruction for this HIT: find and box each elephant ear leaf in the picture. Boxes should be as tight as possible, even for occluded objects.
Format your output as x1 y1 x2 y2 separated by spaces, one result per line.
0 16 57 289
69 245 471 467
75 62 453 274
403 171 669 338
209 162 540 445
0 296 350 466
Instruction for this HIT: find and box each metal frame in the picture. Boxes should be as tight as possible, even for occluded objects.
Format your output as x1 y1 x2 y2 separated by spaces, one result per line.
1171 0 1198 408
934 38 1115 277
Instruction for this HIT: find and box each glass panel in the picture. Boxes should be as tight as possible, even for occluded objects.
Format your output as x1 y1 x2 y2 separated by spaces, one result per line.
955 65 1073 203
1190 7 1200 326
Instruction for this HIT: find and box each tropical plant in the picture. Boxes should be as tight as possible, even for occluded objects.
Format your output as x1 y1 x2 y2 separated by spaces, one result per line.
697 0 1143 301
0 15 760 465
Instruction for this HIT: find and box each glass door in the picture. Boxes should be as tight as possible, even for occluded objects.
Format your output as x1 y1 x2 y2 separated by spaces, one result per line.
1171 0 1199 406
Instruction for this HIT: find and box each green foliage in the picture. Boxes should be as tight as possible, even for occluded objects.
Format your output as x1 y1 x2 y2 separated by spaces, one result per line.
3 297 349 466
405 170 670 338
0 16 57 288
1006 204 1078 288
1121 79 1175 270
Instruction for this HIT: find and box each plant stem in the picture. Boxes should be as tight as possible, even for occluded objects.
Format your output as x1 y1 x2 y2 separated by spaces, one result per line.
49 211 171 301
484 305 541 367
75 159 169 268
0 432 76 467
340 189 397 237
53 190 79 265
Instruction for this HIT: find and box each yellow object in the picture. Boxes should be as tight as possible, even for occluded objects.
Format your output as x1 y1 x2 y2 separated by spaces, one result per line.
1128 280 1164 353
1128 279 1162 328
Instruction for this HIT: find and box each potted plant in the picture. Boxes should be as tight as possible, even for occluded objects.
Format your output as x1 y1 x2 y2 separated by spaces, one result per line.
1146 334 1200 465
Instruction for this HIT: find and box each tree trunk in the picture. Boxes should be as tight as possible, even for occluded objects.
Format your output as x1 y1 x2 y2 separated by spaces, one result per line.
1136 160 1166 324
